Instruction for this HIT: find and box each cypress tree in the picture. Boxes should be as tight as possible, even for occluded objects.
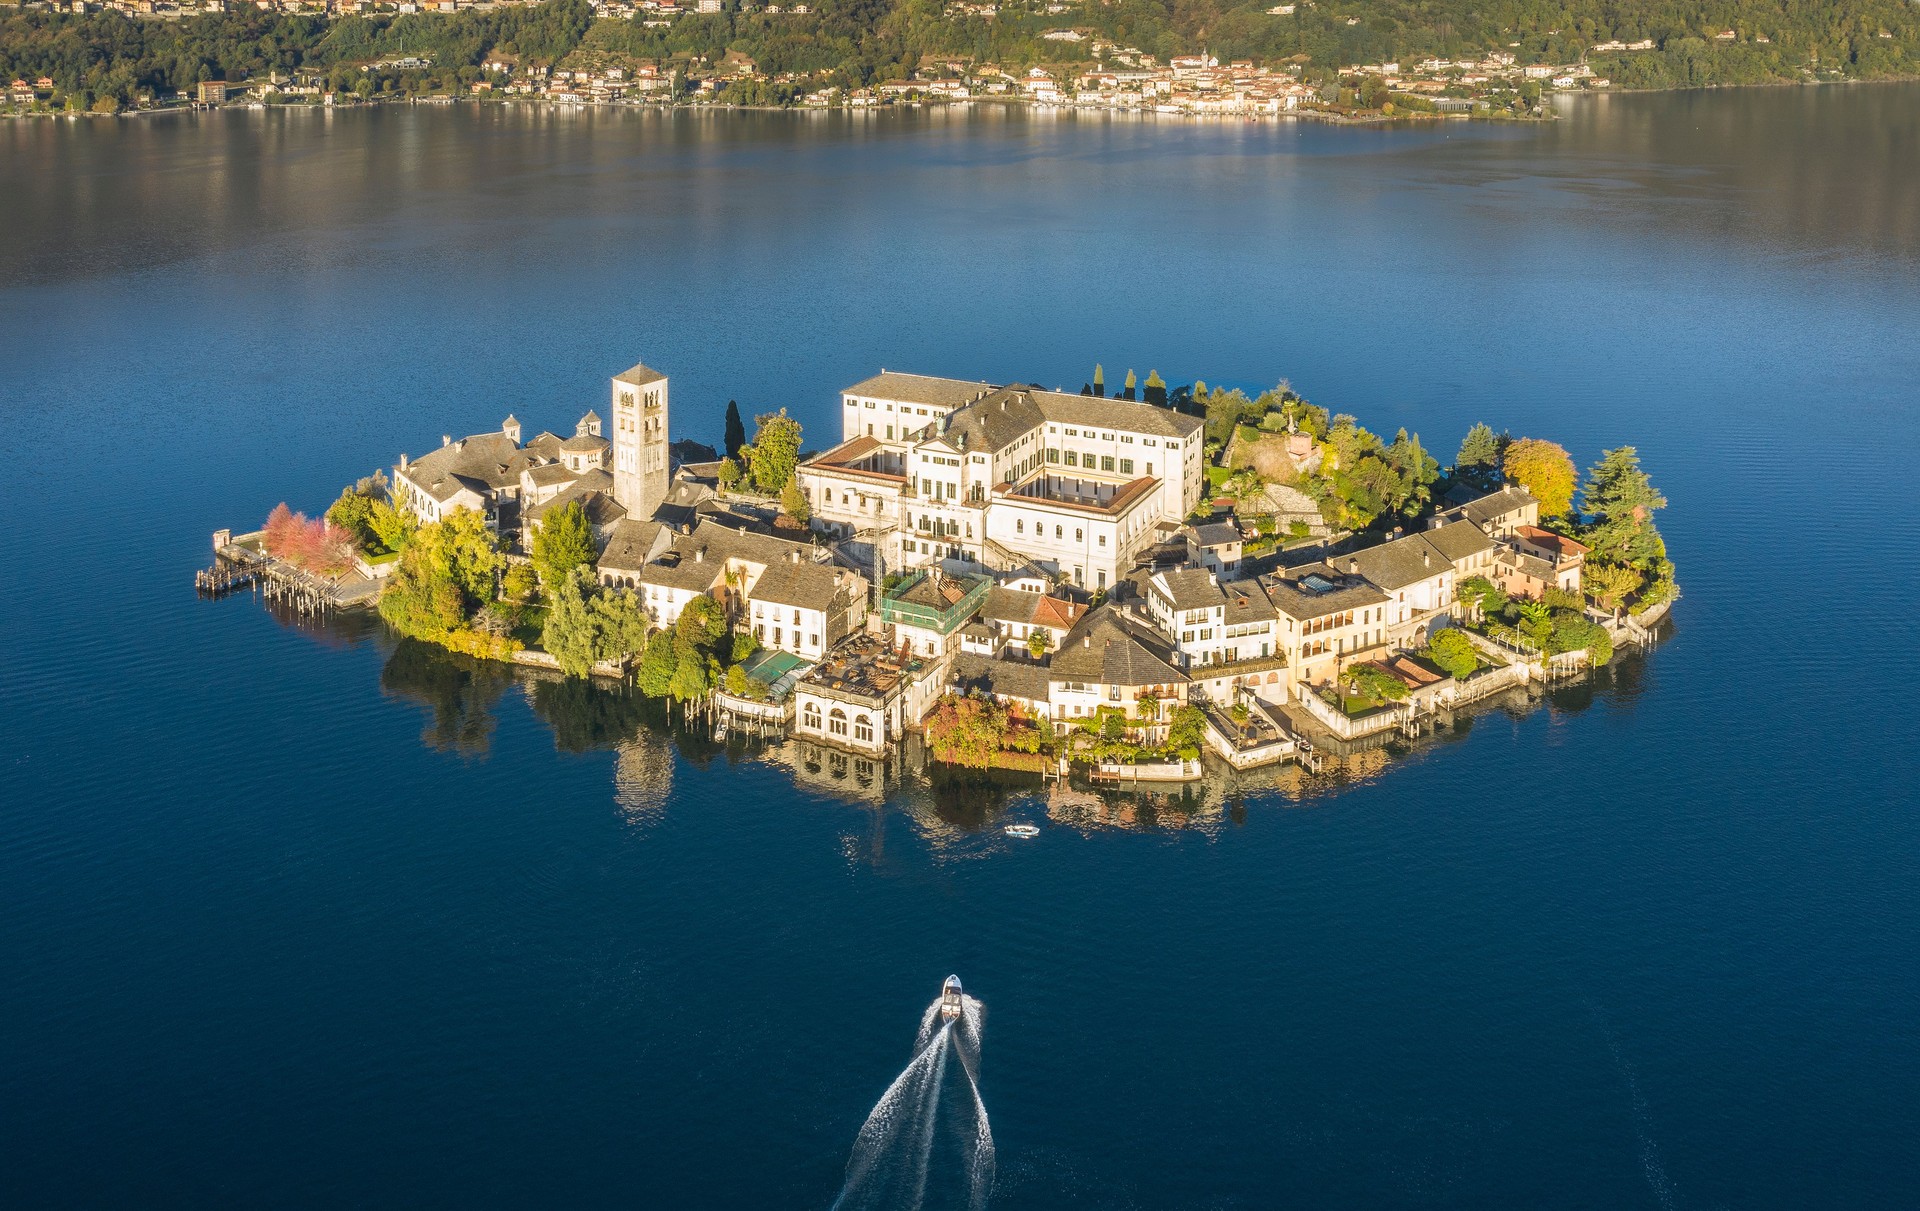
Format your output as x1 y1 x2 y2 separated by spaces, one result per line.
1093 364 1105 397
723 400 747 463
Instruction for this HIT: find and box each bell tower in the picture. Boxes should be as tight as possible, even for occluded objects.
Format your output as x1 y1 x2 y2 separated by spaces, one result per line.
611 361 669 519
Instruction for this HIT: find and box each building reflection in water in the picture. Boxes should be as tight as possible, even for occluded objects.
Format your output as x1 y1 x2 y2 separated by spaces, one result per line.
340 609 1632 836
613 729 677 831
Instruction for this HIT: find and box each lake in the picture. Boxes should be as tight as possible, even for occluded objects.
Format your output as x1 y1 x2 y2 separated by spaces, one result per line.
3 86 1918 1208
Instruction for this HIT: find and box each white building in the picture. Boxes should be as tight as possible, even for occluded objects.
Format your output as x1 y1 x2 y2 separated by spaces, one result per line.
801 372 1206 590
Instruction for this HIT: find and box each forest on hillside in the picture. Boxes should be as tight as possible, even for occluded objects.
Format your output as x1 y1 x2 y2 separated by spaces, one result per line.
3 0 1915 110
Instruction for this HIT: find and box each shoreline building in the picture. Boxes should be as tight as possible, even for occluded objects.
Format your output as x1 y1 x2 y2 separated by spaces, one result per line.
798 371 1206 591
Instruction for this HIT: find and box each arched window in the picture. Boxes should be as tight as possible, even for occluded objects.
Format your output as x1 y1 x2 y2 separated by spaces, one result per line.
802 703 822 731
828 708 849 736
854 715 874 743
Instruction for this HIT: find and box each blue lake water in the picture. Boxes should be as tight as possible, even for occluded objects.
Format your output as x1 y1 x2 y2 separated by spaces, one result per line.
3 88 1919 1207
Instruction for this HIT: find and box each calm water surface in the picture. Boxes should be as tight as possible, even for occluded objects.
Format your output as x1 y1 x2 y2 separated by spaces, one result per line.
3 88 1919 1208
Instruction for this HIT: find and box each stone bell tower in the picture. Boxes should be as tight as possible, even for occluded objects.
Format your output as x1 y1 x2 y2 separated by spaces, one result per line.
611 361 670 519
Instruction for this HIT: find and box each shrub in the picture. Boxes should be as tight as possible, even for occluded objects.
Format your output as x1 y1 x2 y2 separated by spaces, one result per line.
1423 629 1480 680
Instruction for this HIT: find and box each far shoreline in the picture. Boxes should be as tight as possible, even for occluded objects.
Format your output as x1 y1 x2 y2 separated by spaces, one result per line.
12 73 1919 127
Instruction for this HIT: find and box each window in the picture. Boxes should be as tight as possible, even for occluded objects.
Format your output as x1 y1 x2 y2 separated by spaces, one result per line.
1101 456 1115 472
1016 519 1024 534
854 716 873 743
1145 463 1154 477
1075 528 1083 541
802 703 821 730
1064 451 1078 467
1055 525 1063 539
1118 458 1133 475
828 708 848 736
1047 448 1060 463
1098 535 1106 547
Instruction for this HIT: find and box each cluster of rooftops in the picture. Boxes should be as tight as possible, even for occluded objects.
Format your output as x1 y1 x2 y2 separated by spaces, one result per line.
383 361 1577 753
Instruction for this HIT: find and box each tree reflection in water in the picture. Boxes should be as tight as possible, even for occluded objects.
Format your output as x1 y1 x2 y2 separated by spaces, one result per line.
528 675 656 754
379 638 513 757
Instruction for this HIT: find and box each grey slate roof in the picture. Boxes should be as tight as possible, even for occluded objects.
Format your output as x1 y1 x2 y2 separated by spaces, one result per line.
1221 580 1275 627
560 433 610 454
526 462 577 488
1030 388 1204 440
939 389 1048 455
748 559 853 612
1263 563 1390 621
1153 567 1226 613
951 652 1054 703
402 431 532 495
1443 484 1539 529
1188 521 1242 548
1050 606 1187 687
1423 519 1498 565
981 586 1047 628
525 470 621 526
843 371 994 408
597 519 669 573
1347 532 1450 592
614 362 666 387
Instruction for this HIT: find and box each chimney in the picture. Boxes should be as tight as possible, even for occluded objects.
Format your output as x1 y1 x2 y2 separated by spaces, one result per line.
790 549 801 563
1348 557 1359 575
1083 635 1091 648
442 434 451 447
694 547 704 563
1422 549 1431 569
399 452 409 470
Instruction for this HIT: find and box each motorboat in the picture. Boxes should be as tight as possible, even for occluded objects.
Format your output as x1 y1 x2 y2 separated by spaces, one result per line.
1002 824 1040 839
940 975 965 1020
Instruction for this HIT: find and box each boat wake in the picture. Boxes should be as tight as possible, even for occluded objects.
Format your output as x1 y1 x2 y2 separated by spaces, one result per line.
832 981 994 1211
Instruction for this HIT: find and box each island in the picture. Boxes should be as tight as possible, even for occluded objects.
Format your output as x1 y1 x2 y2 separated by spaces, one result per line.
199 357 1676 787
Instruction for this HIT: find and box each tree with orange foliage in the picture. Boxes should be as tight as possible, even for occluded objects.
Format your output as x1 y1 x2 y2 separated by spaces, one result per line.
1501 438 1577 518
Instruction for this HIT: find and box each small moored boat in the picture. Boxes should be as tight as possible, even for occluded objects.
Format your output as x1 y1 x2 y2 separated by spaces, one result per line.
1002 824 1040 838
940 975 965 1020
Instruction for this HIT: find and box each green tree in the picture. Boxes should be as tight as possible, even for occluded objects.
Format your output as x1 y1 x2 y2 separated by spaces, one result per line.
531 499 596 588
324 471 389 551
541 568 602 677
1517 600 1554 648
1455 422 1501 479
637 631 677 697
1424 628 1480 680
501 561 538 603
723 399 747 462
780 476 811 523
409 508 502 608
717 456 742 490
1143 369 1167 407
367 498 417 554
1583 562 1642 614
1027 628 1050 659
1123 368 1138 401
1503 438 1577 518
1581 446 1668 571
745 408 804 495
1165 704 1207 759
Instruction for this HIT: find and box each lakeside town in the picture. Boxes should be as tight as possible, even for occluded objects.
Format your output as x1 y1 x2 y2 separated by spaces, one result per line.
12 0 1912 120
5 41 1617 117
202 358 1675 791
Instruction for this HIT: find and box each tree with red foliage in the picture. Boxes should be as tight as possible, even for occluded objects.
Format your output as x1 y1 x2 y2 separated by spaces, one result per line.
263 502 357 577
